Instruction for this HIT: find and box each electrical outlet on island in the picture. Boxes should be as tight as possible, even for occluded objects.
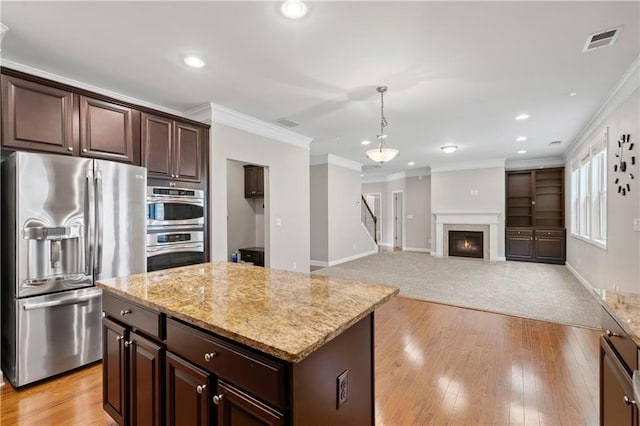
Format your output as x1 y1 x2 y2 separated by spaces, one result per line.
337 370 348 408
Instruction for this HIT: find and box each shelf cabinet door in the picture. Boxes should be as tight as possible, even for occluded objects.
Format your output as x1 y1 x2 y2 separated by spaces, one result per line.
534 230 565 264
79 96 138 164
506 233 534 260
216 381 284 426
103 318 128 426
142 113 174 180
244 166 264 198
1 75 76 154
166 352 211 426
174 122 202 183
129 331 163 426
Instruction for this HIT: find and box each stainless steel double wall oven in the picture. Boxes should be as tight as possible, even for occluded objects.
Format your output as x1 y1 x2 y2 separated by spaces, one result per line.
146 186 205 271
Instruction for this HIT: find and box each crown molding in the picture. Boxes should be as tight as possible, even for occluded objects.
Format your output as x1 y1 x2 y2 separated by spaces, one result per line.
565 55 640 159
186 102 313 150
0 59 184 117
505 156 565 170
361 171 406 184
310 154 362 171
430 158 506 173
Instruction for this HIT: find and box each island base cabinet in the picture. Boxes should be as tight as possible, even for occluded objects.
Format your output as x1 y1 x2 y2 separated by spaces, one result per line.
600 336 637 426
102 317 163 426
166 352 212 426
216 381 284 426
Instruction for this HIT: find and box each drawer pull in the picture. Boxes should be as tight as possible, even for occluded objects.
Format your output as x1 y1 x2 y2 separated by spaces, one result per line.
204 352 218 362
196 384 207 395
120 309 132 316
212 394 224 405
124 340 134 348
605 329 621 338
624 396 636 406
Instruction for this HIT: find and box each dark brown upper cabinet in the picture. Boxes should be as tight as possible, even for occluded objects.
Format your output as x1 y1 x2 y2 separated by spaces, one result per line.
244 165 264 198
143 114 202 184
1 75 76 155
80 96 139 164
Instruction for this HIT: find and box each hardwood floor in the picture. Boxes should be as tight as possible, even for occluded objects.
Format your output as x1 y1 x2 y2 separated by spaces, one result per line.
0 297 599 425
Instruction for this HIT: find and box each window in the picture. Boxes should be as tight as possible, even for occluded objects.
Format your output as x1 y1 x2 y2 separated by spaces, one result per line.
570 129 607 247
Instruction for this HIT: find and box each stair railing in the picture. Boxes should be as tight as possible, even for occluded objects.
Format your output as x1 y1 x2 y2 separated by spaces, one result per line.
361 194 378 244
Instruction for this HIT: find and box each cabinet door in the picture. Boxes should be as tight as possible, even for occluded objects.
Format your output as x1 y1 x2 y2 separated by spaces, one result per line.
255 167 264 197
216 381 284 426
174 122 201 183
129 331 163 426
142 113 174 180
166 352 211 426
534 233 565 263
1 75 76 154
79 96 137 164
600 337 636 426
506 236 533 260
103 318 128 426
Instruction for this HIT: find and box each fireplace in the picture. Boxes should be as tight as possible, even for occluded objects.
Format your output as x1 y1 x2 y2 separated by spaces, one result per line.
448 231 483 259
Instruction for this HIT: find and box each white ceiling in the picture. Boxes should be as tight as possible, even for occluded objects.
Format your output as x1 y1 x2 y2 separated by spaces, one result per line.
1 1 638 177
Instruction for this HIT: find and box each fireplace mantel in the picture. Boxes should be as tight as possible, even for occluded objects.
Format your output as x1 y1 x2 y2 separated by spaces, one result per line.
433 212 501 261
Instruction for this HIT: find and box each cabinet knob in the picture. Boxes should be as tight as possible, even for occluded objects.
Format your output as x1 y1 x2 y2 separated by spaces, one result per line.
67 147 74 152
171 174 176 178
605 329 621 338
120 309 132 316
116 335 124 342
531 201 536 205
196 384 207 395
176 174 179 178
82 148 88 153
624 395 636 406
204 352 218 362
124 340 134 348
212 394 224 405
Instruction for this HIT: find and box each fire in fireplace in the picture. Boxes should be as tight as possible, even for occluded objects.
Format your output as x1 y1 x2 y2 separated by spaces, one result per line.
448 231 483 259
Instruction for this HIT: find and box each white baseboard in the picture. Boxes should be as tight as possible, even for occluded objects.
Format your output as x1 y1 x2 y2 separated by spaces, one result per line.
310 260 329 268
0 371 4 387
326 248 379 267
378 243 393 248
566 262 595 292
403 247 432 253
495 256 506 262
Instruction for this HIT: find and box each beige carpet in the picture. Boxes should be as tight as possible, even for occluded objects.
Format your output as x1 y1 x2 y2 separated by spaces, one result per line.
313 251 601 329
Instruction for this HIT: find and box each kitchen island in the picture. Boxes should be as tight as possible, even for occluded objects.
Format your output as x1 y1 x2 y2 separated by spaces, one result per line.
96 262 398 426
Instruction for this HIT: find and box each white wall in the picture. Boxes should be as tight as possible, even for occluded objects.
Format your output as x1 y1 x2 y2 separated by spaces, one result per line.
310 164 328 262
210 123 310 272
566 88 640 293
431 167 506 257
327 164 377 262
405 175 431 251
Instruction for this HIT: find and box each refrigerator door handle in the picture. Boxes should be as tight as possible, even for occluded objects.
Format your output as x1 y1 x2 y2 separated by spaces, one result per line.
22 291 102 310
95 169 103 275
85 167 95 276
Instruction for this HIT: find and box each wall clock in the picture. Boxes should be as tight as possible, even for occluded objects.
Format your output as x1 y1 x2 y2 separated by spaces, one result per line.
614 133 634 196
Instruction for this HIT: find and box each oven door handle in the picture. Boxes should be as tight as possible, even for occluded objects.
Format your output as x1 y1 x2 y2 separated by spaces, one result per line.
146 243 204 257
147 197 204 206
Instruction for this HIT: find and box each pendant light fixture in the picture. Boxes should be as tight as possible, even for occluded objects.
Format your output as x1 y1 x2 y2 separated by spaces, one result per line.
366 86 399 163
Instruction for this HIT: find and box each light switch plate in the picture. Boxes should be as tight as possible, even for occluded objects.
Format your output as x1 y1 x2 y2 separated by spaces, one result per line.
275 218 282 227
634 218 640 231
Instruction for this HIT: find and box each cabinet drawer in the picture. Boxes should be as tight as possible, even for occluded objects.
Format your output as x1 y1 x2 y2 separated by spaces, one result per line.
240 251 258 262
103 293 164 340
602 308 637 373
166 318 285 409
535 229 565 238
506 229 533 237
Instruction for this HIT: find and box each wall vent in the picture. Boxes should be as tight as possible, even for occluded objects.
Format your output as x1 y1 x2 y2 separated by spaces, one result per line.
583 26 623 52
275 117 300 128
549 140 562 146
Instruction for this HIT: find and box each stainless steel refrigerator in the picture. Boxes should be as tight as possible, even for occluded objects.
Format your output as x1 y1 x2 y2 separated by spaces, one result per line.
1 151 146 387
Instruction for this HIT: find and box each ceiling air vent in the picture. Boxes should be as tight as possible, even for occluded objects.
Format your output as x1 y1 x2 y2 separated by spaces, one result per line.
549 140 562 146
275 117 300 128
583 26 623 52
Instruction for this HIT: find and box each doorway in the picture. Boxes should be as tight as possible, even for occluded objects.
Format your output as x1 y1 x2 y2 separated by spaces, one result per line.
392 191 403 250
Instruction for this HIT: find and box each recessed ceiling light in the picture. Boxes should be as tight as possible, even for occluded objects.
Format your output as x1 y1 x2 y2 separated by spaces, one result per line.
184 56 205 68
516 136 528 142
515 113 530 120
408 161 415 166
361 140 371 145
281 0 307 19
569 92 577 97
518 150 527 154
440 145 458 154
360 174 364 177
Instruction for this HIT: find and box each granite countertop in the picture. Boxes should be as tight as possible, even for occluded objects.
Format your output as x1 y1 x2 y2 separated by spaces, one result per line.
594 288 640 346
96 262 398 363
